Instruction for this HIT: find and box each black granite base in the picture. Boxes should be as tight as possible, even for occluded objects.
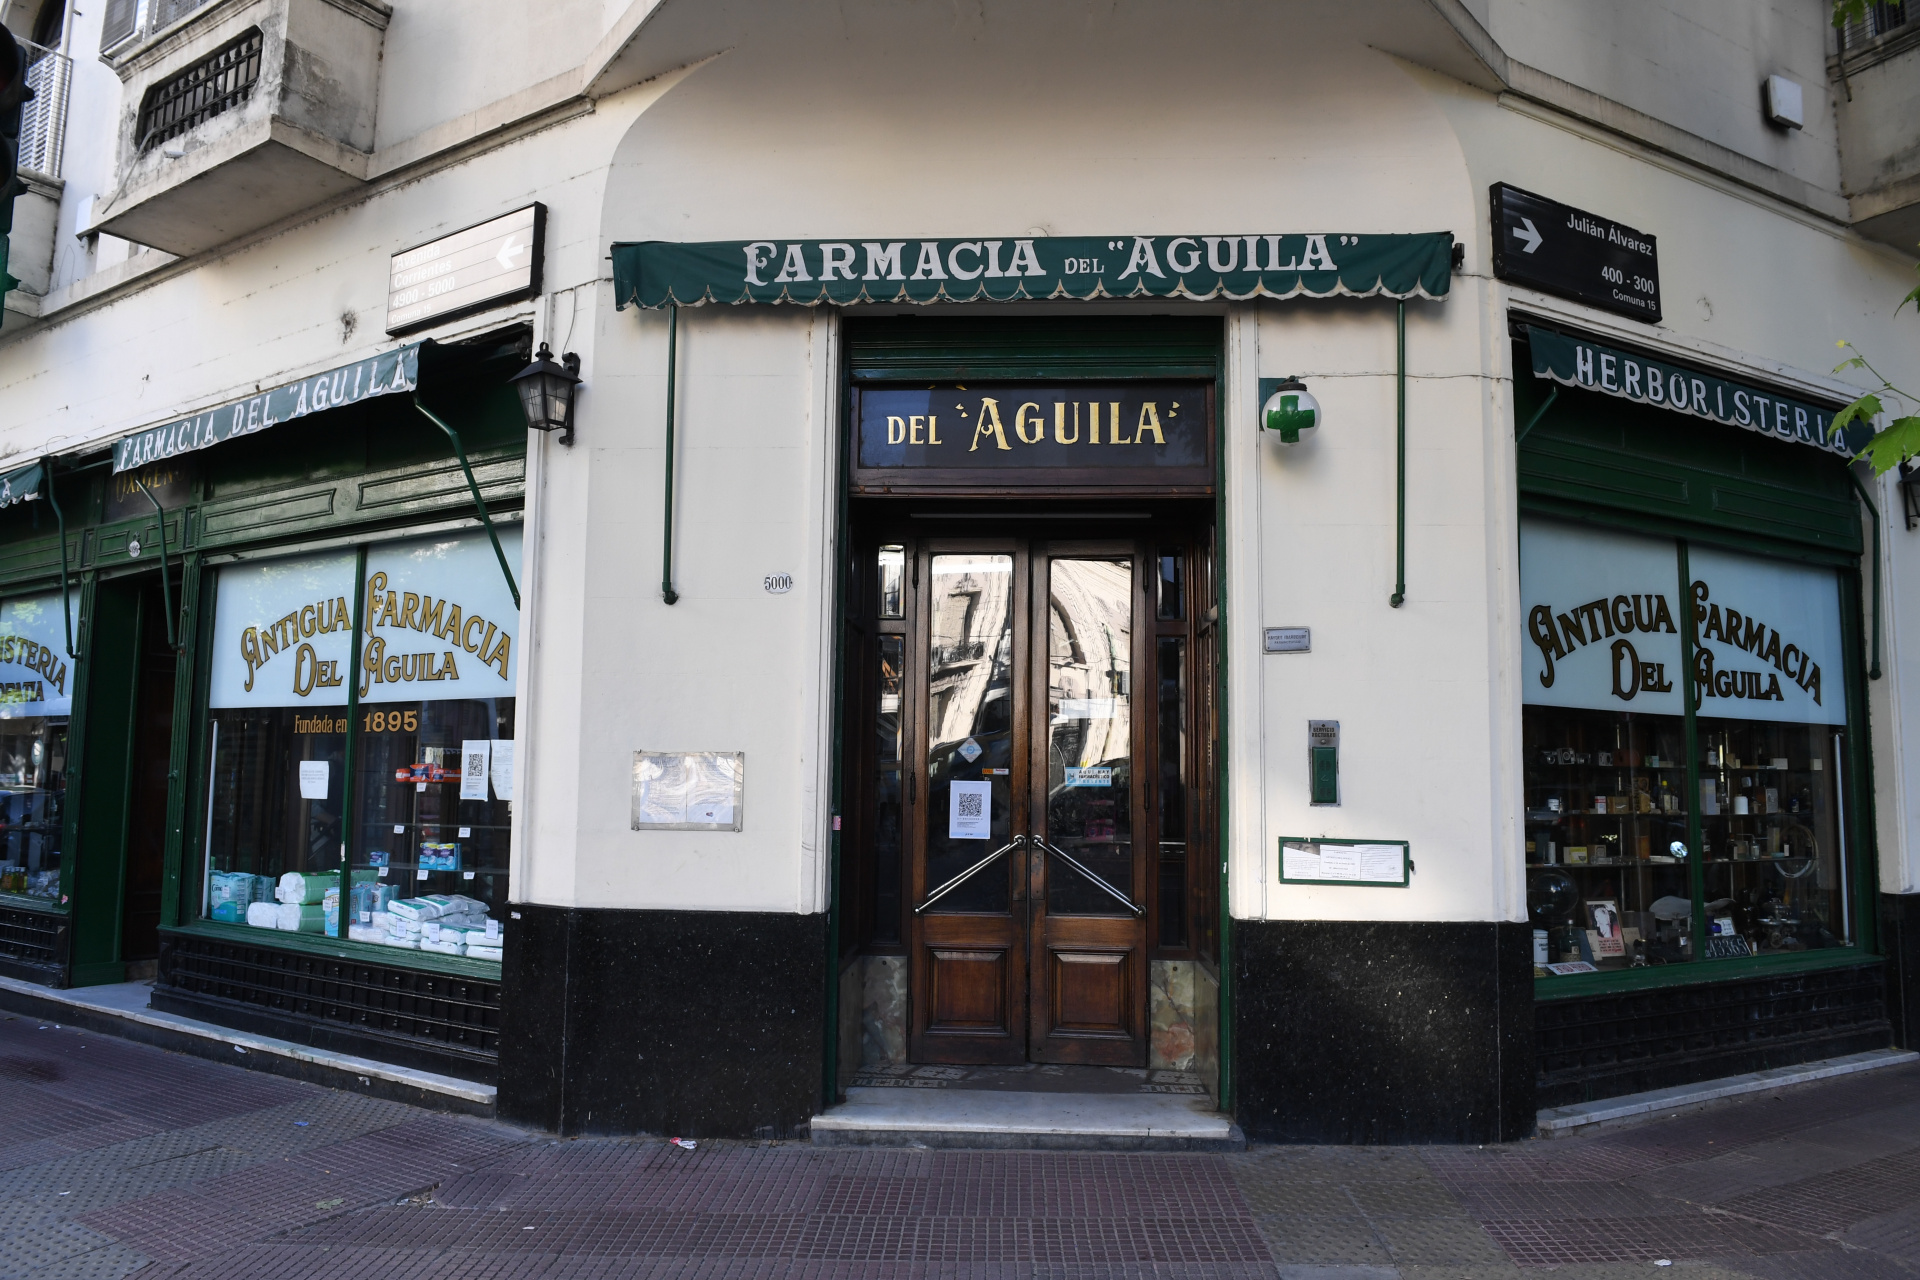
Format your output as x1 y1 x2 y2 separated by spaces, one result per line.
497 905 828 1139
1535 961 1891 1108
1231 920 1535 1144
1886 894 1920 1050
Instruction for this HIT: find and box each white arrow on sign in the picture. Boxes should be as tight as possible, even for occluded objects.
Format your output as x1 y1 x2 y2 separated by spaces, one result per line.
1514 217 1543 254
496 236 525 270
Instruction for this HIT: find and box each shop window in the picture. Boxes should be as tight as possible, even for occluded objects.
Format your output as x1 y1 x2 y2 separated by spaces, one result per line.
1521 518 1854 978
202 529 520 967
0 594 75 905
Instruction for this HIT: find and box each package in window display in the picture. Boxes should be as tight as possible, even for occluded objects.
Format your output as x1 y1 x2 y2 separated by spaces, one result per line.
419 842 461 871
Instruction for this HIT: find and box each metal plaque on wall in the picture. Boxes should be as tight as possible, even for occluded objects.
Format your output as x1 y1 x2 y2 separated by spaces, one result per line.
851 383 1215 494
1490 183 1661 324
387 204 545 335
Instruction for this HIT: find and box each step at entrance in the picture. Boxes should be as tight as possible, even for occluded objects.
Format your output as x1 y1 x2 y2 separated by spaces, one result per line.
812 1064 1242 1151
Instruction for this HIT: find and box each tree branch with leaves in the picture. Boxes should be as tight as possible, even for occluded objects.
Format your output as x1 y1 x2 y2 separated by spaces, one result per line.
1831 252 1920 474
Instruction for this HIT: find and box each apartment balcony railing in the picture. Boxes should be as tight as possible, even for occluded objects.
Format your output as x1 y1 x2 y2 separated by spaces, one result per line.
17 39 71 181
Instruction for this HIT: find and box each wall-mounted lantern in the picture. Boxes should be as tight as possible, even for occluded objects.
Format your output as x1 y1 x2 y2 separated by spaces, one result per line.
509 342 582 445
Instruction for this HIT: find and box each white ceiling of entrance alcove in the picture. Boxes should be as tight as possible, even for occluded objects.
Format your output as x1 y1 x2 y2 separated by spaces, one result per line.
598 0 1479 252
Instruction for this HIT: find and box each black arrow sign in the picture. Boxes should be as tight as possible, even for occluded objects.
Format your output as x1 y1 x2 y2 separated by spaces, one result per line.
1491 183 1661 323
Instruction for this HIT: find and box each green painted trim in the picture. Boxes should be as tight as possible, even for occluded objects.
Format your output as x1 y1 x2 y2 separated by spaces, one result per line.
662 305 681 606
163 920 503 981
1517 494 1860 570
0 894 66 915
335 548 369 938
1535 946 1878 1000
412 401 521 610
1847 470 1883 680
1390 301 1406 608
1213 323 1231 1113
158 556 202 931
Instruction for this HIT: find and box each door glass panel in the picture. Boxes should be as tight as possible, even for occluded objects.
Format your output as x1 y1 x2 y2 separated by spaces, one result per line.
1156 636 1188 947
1046 558 1134 914
923 554 1015 912
877 545 905 620
873 635 905 943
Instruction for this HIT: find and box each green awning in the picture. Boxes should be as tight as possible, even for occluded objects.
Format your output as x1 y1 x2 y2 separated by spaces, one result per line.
612 233 1454 309
112 343 423 474
0 459 44 508
1527 326 1865 456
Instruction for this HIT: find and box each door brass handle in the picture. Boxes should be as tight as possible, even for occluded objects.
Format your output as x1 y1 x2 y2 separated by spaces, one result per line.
915 835 1026 914
1033 836 1144 917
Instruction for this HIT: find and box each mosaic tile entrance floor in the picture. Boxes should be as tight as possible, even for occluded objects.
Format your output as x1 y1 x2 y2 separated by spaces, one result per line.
850 1064 1212 1096
0 1009 1916 1278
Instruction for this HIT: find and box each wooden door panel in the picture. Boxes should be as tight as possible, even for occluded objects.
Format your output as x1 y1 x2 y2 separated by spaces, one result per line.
927 947 1010 1031
1046 948 1133 1036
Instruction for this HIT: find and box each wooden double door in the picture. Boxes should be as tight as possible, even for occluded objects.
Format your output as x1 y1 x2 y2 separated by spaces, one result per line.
895 536 1162 1066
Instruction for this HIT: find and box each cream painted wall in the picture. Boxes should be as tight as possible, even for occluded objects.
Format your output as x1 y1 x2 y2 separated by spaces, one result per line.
1484 0 1842 193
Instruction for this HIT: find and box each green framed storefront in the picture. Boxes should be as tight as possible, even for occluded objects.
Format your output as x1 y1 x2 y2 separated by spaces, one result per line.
1511 317 1895 1106
0 330 530 1082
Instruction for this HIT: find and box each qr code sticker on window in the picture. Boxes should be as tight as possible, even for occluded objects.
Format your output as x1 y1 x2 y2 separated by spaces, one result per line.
957 791 984 818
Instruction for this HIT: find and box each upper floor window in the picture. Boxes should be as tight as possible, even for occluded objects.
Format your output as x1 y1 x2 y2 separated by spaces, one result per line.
135 27 262 152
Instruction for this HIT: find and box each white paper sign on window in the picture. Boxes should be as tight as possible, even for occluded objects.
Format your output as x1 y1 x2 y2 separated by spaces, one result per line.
361 528 522 703
0 592 78 718
1520 518 1684 715
210 553 357 709
1688 546 1843 726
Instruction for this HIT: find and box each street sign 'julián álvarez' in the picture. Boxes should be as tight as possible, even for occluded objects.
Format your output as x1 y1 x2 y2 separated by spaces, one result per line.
852 383 1213 494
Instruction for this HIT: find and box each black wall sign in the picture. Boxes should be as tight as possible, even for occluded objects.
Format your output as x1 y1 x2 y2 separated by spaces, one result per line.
1490 183 1661 324
852 383 1213 494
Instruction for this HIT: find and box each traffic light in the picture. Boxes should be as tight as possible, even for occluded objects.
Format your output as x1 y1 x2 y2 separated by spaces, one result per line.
1 26 34 302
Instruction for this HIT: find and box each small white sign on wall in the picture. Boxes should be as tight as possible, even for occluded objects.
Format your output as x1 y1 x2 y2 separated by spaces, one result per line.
632 751 745 831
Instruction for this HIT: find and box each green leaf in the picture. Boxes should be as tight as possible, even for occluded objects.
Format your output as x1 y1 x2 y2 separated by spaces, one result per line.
1830 393 1884 437
1833 356 1870 373
1833 0 1870 28
1858 415 1920 475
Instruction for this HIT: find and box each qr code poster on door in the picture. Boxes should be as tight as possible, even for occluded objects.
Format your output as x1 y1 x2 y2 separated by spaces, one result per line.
949 780 992 841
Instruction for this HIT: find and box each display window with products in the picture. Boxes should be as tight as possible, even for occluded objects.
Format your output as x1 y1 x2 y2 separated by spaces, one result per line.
0 593 76 907
1521 516 1856 980
200 528 520 969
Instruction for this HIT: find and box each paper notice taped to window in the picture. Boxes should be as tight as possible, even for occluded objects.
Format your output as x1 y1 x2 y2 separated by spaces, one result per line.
298 760 329 801
490 740 514 801
461 740 491 801
949 780 992 840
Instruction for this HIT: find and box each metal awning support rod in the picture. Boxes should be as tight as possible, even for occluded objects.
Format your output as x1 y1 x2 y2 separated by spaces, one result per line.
661 304 681 605
132 474 181 650
1390 301 1407 608
1037 838 1144 917
414 398 520 610
1515 385 1559 445
915 836 1025 913
1849 469 1883 680
41 458 76 659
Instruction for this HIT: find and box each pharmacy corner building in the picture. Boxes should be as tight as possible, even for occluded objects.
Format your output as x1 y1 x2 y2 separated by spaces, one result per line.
2 0 1919 1147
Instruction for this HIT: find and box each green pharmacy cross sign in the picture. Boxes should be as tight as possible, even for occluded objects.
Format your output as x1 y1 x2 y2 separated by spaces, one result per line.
612 233 1455 309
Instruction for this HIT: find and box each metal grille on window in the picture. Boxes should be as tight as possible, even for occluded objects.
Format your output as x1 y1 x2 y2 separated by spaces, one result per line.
1840 1 1909 48
149 0 219 32
136 28 264 153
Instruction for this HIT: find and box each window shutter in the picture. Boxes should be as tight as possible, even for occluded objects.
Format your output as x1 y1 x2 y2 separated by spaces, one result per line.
99 0 138 51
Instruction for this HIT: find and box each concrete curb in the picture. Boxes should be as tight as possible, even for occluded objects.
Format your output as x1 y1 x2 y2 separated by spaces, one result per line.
1536 1046 1918 1138
0 976 496 1116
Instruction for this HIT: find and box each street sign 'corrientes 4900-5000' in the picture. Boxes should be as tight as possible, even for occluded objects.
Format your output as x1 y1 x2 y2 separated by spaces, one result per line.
1490 183 1661 324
